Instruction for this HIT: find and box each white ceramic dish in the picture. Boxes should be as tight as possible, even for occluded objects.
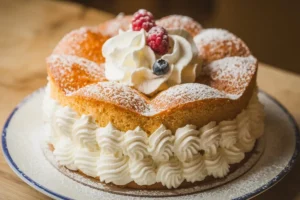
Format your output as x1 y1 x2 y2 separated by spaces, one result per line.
2 88 299 200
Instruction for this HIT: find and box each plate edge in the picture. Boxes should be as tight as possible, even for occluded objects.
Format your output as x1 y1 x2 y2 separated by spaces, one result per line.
1 88 299 200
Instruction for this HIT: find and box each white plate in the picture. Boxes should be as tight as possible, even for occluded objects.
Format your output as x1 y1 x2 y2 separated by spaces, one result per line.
2 88 299 200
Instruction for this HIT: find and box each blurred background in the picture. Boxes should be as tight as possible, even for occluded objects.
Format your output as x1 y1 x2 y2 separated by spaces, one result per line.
0 1 300 199
68 0 300 74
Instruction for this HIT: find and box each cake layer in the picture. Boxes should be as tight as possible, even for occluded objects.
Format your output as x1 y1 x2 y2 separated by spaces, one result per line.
47 54 257 133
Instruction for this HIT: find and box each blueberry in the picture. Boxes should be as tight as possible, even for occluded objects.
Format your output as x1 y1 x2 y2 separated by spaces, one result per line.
152 59 170 75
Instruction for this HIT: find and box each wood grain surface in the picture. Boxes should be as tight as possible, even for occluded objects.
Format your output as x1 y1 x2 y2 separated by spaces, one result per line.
0 0 299 199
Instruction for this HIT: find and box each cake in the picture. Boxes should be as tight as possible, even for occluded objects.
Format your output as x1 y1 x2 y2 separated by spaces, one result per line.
43 9 264 189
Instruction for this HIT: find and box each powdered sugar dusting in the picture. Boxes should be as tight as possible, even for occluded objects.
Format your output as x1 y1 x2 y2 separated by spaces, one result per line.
203 56 257 95
194 29 237 45
156 15 202 36
72 82 150 114
47 54 106 94
194 29 250 63
70 82 243 116
55 27 91 54
47 54 101 74
53 27 107 64
153 83 228 111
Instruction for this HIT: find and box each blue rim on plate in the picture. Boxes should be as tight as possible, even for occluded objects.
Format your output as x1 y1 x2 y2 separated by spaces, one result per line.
1 88 71 200
1 88 300 200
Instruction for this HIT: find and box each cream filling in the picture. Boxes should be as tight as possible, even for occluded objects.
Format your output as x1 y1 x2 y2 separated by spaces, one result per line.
43 84 264 188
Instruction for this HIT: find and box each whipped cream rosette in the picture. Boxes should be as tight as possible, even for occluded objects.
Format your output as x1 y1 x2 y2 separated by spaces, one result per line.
102 29 201 95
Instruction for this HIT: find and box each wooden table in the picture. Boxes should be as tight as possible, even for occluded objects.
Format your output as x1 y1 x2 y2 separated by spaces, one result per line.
0 0 299 199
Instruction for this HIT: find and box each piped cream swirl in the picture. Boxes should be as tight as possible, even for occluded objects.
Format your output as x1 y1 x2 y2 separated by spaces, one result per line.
223 145 245 164
53 137 77 170
74 148 99 177
156 158 184 189
73 115 98 151
183 154 207 182
148 125 174 162
122 127 149 161
129 158 156 185
96 123 123 156
97 154 132 185
174 124 201 162
54 106 77 137
199 122 220 156
219 120 238 148
204 150 230 178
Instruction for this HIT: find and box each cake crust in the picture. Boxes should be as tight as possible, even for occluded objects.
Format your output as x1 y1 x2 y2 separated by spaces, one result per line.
47 16 258 134
47 23 257 133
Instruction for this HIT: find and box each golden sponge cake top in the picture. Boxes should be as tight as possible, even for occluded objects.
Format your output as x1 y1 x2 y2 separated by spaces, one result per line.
46 15 257 132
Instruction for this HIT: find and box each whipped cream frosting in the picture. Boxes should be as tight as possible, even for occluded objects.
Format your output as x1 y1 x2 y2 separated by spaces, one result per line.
174 124 201 162
43 84 264 188
148 125 174 162
129 157 156 185
156 158 184 188
102 29 200 95
122 127 149 161
97 154 132 185
204 150 230 178
96 122 123 156
182 154 207 183
73 115 99 151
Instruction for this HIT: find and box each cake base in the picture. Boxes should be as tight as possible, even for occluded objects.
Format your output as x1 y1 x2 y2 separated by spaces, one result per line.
42 137 264 197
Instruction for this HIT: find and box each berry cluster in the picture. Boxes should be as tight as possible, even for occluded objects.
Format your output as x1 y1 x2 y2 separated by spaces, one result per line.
132 9 169 55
